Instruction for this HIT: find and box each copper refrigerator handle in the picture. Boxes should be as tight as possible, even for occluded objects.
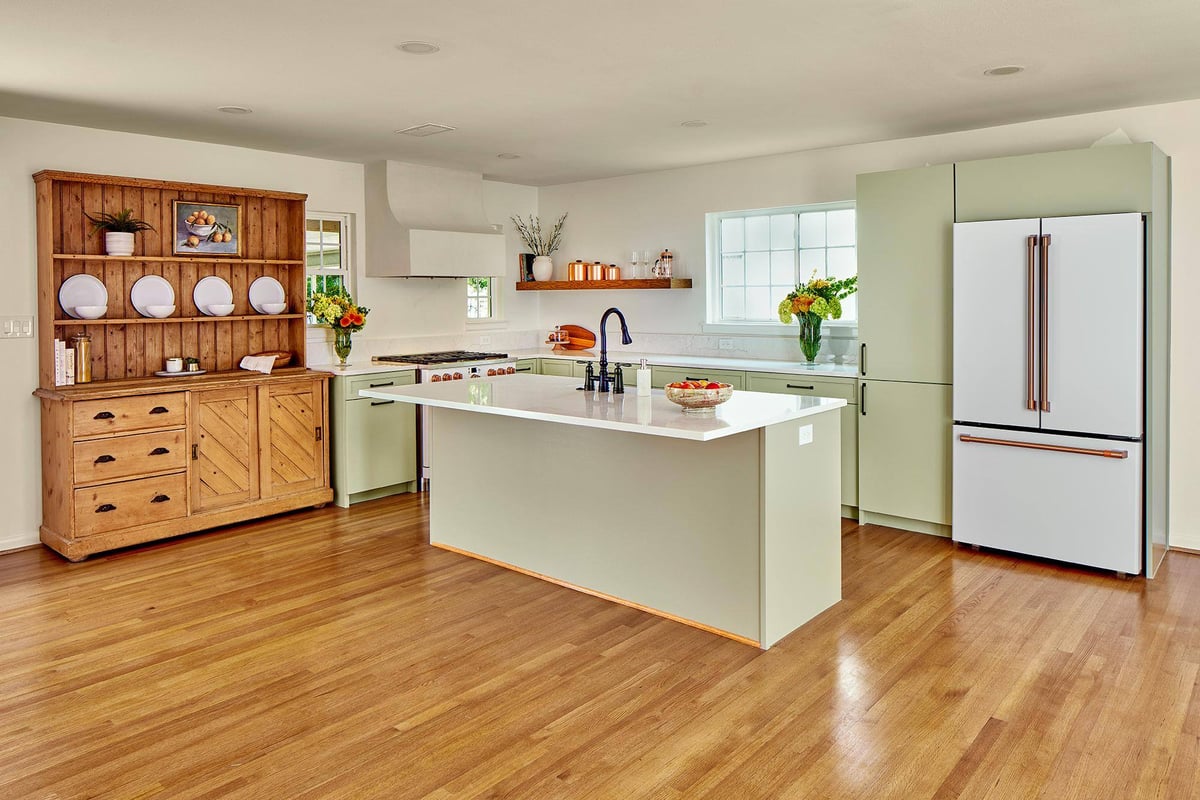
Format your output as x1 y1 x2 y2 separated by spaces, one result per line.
959 434 1128 460
1026 235 1037 411
1039 234 1051 412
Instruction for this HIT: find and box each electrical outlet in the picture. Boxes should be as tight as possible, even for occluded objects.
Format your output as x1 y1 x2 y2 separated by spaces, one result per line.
0 316 33 338
797 425 813 446
479 335 492 346
718 338 734 350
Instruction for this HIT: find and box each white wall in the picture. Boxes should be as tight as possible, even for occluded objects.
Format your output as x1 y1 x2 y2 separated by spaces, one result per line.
537 98 1200 551
0 116 537 552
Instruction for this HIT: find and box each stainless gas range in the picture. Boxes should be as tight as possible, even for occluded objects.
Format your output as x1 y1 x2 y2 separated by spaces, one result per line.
371 351 518 489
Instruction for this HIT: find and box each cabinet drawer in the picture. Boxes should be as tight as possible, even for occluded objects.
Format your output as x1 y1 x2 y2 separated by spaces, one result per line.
73 429 187 484
539 359 575 377
347 371 415 398
73 393 186 437
651 366 746 390
514 359 538 374
746 373 857 403
73 472 187 537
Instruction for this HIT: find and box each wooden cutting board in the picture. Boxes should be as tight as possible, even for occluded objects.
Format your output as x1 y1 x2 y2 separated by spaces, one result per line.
547 324 596 351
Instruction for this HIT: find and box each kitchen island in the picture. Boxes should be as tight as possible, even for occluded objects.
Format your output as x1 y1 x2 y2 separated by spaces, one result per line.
361 374 845 648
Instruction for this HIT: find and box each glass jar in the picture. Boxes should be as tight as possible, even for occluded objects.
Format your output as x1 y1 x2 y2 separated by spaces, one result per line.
70 332 92 383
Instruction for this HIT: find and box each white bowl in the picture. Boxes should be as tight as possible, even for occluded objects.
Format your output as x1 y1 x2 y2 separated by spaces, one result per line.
207 303 235 316
145 304 175 318
74 305 107 319
186 221 216 236
259 302 286 315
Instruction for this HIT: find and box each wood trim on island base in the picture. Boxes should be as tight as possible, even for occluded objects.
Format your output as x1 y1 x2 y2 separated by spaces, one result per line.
431 541 763 648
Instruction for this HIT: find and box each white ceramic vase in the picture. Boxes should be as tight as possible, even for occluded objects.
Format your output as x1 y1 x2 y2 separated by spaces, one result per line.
532 255 554 281
105 231 135 257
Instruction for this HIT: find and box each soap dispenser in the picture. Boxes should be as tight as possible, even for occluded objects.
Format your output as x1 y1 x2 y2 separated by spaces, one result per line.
637 358 651 396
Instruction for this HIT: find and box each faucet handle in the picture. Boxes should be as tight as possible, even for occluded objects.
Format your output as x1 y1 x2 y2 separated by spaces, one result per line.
612 363 628 394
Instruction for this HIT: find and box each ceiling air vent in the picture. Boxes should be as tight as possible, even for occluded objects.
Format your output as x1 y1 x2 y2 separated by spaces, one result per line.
394 123 457 137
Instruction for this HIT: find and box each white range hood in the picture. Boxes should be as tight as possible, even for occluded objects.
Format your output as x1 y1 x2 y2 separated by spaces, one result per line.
365 161 505 277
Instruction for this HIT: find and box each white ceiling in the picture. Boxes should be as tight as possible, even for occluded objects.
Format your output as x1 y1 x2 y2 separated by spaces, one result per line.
4 0 1200 185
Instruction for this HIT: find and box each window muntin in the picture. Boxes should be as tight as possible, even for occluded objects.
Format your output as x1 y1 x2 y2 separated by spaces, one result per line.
467 277 493 320
305 213 352 324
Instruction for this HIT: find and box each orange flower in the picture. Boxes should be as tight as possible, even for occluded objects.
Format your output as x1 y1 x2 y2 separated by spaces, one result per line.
339 315 353 327
347 311 364 326
792 295 815 314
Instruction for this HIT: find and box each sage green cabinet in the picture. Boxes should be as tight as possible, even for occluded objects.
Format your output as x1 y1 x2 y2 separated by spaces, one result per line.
855 164 955 385
746 372 858 507
857 380 952 529
515 358 538 375
651 365 746 390
538 358 574 377
330 370 418 508
955 143 1161 222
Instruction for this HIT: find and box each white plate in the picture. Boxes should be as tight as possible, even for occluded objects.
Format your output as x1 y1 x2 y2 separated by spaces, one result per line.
131 275 176 318
193 276 234 315
155 369 207 377
58 274 109 319
248 276 286 314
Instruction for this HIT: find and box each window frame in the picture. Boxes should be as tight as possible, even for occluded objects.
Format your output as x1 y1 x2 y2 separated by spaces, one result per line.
465 276 495 322
304 211 353 328
704 201 857 335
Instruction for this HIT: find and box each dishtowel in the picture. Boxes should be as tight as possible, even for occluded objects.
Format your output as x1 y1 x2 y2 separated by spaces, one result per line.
239 355 276 374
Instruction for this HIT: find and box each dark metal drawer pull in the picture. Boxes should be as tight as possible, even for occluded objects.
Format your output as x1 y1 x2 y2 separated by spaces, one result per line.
786 384 815 390
369 381 394 388
93 454 116 464
96 503 116 513
150 494 171 503
93 411 115 420
515 367 532 372
149 406 169 414
149 447 170 456
685 377 708 382
370 400 395 406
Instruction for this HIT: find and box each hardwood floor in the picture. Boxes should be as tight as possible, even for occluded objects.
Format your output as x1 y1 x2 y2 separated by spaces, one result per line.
1 495 1198 799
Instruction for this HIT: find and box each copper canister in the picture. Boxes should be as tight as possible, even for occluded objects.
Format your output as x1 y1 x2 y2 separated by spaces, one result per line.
567 261 586 281
603 265 621 280
585 262 603 281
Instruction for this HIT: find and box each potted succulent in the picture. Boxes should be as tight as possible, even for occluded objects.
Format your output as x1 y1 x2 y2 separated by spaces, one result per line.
510 213 567 281
85 209 155 257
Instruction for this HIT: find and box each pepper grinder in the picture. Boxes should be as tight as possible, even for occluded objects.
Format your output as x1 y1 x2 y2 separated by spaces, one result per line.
70 331 92 383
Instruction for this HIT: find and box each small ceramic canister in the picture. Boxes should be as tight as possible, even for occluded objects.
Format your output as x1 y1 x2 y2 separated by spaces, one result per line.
165 357 183 373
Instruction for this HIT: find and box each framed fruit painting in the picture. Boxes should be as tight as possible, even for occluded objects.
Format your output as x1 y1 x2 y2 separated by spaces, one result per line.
173 200 241 256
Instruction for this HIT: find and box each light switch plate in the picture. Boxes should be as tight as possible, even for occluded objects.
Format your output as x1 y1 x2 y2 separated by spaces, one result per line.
797 424 813 446
0 316 33 338
479 335 492 345
718 338 734 350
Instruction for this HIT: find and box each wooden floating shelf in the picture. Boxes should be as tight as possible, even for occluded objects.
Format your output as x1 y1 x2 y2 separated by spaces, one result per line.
515 278 693 291
53 314 305 325
53 254 304 265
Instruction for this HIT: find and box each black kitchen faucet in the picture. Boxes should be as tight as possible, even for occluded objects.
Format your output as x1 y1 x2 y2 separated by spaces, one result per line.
585 307 633 393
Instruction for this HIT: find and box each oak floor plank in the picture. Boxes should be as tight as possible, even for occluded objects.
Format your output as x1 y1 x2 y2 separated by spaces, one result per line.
0 495 1198 799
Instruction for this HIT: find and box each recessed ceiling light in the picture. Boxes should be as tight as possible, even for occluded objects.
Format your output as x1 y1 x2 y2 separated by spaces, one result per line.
983 65 1025 77
397 41 441 55
394 123 457 137
217 105 253 114
496 153 521 160
680 120 708 128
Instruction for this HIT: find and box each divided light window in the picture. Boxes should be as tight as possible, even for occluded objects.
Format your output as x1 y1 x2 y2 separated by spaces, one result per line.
714 204 856 323
467 277 493 320
305 212 352 324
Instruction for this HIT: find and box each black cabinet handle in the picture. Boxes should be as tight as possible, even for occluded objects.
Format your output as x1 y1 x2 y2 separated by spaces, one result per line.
93 454 116 464
860 383 867 415
150 494 170 504
370 400 395 406
860 343 867 376
685 377 708 382
369 381 394 388
315 426 323 442
94 411 115 420
786 384 815 390
149 447 170 456
192 444 199 460
96 503 116 513
149 406 169 415
515 367 532 372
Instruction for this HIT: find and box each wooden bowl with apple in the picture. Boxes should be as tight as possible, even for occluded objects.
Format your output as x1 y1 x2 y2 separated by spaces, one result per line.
663 380 734 413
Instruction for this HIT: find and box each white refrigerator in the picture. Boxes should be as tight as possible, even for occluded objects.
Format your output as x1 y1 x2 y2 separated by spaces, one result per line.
952 213 1144 574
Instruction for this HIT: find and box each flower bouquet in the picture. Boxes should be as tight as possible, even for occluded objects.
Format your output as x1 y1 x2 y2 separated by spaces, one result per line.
778 273 858 363
308 288 369 367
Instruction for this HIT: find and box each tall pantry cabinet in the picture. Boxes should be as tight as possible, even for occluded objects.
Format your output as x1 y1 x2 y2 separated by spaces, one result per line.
855 143 1169 573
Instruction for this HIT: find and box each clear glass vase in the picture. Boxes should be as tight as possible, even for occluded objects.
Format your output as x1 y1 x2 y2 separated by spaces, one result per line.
798 315 822 363
333 328 353 367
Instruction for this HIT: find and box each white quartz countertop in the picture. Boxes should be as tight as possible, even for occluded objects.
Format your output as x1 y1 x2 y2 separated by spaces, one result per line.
359 373 845 441
309 363 417 377
507 348 859 379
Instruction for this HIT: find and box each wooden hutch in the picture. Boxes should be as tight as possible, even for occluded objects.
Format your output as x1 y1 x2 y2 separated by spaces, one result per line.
33 170 332 561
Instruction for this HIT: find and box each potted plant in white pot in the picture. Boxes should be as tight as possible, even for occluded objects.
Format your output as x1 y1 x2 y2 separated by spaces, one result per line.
85 209 155 257
511 212 567 281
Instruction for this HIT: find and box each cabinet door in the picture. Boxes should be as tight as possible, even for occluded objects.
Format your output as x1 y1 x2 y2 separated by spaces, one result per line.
345 397 417 493
261 379 326 498
858 380 952 525
856 164 955 384
192 386 258 512
539 359 574 377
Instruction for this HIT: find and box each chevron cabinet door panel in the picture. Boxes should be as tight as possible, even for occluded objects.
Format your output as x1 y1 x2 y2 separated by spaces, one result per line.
191 386 259 512
262 379 326 499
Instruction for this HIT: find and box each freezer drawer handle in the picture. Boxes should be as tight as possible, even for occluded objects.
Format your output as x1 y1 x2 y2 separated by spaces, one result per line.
958 434 1127 459
1026 235 1037 411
